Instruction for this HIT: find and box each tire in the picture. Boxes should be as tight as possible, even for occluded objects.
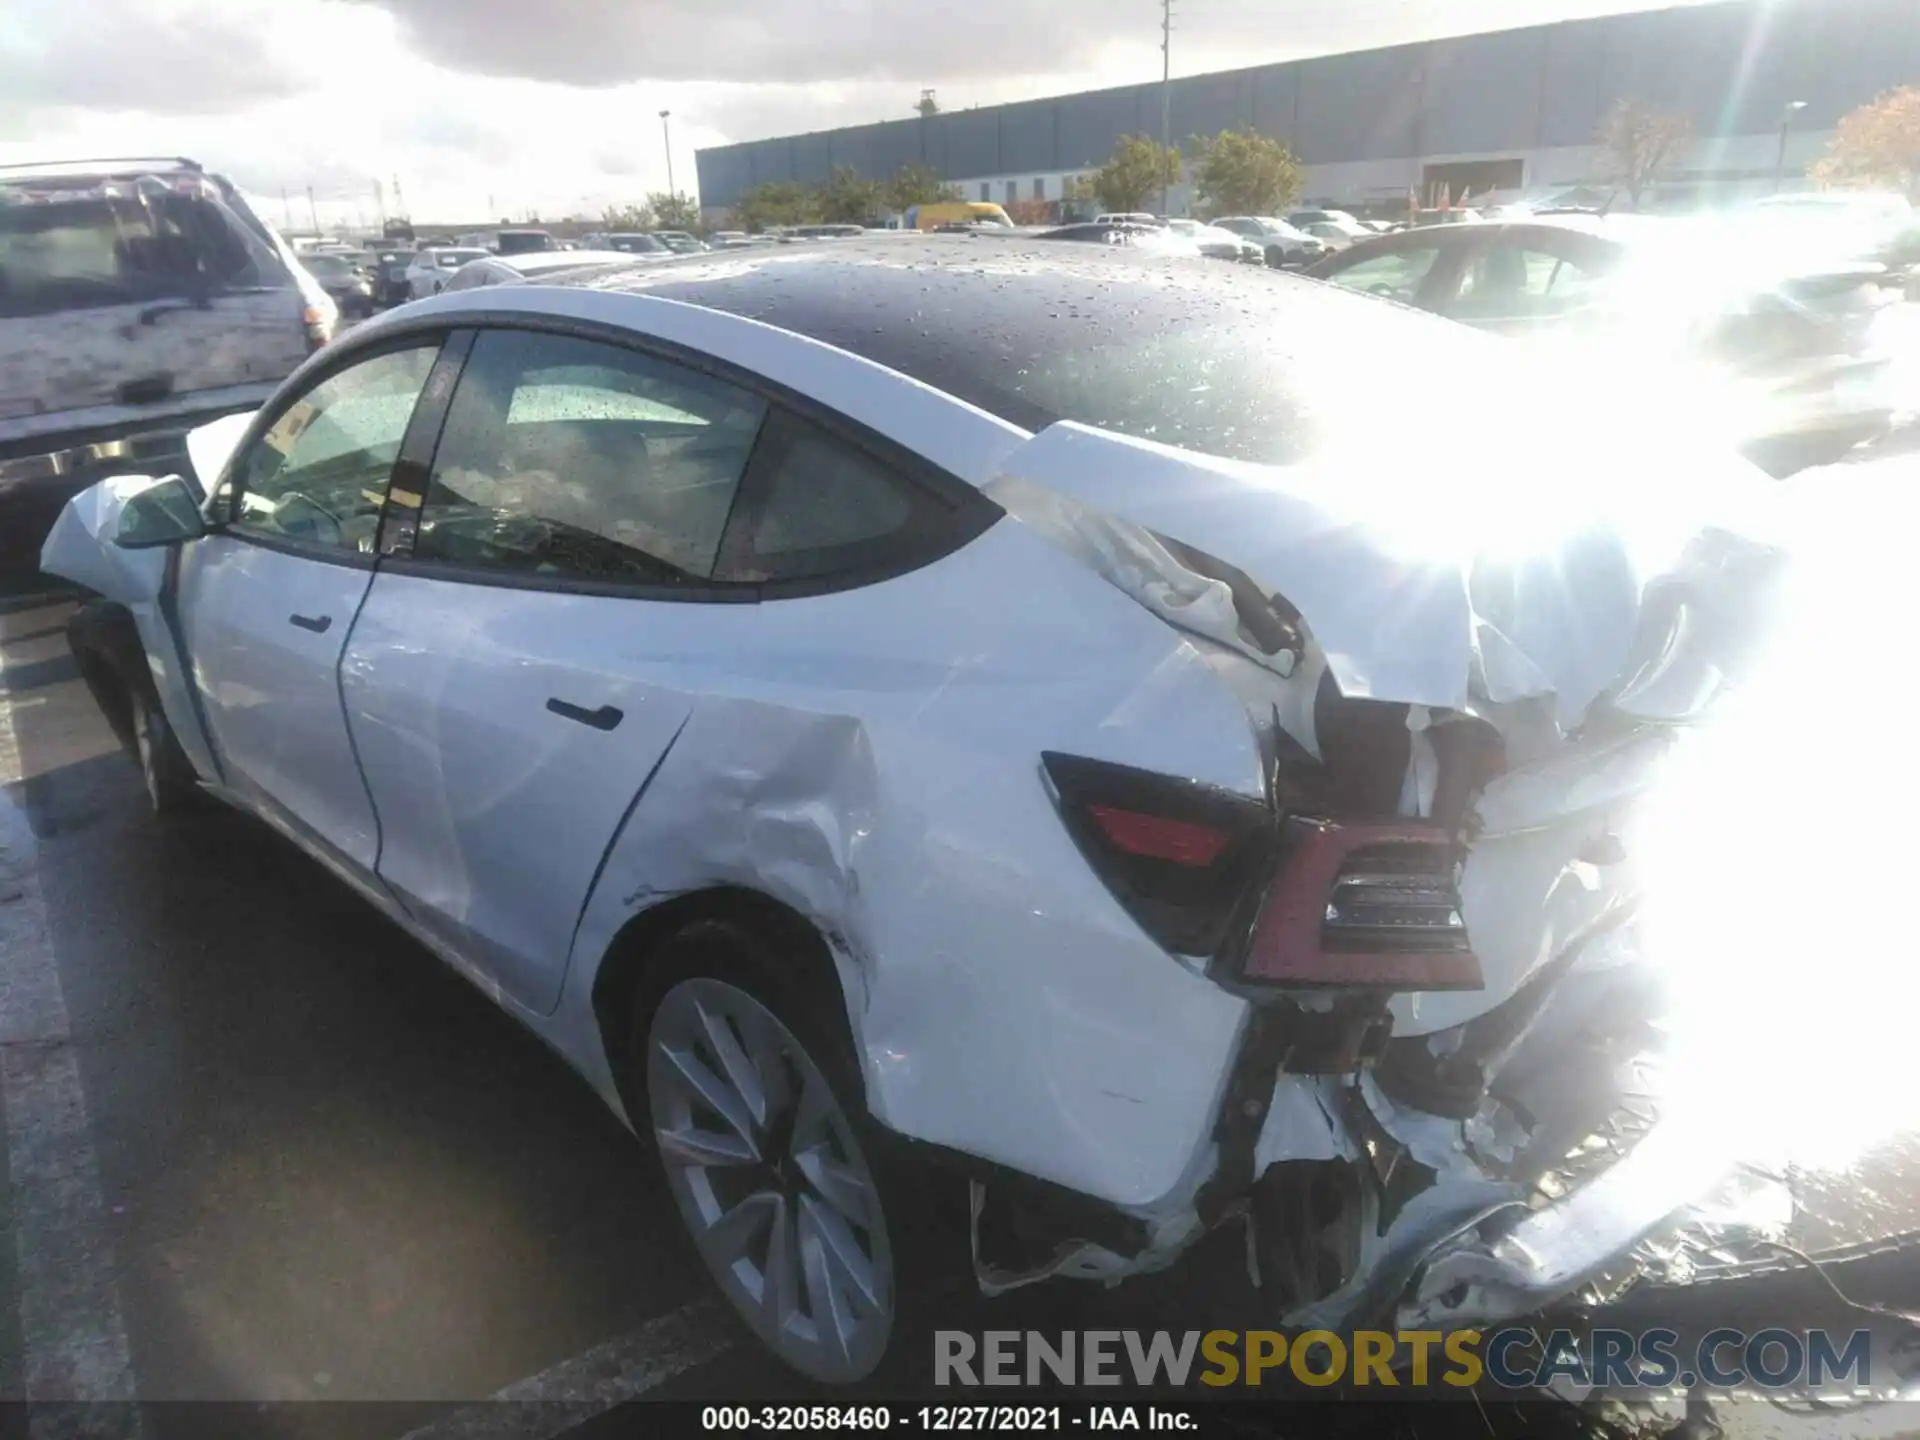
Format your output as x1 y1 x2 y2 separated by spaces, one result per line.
633 921 959 1385
129 685 198 816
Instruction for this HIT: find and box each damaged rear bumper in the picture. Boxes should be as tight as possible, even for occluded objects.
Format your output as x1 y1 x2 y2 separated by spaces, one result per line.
1392 1118 1734 1330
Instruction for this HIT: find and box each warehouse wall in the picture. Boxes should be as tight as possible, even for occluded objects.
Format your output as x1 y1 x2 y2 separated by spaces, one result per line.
696 0 1920 207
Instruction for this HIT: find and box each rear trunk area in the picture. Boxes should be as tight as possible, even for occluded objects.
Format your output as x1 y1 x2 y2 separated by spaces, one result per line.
969 417 1910 1342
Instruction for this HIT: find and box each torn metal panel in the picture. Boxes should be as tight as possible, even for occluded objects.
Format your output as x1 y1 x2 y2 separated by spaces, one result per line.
987 419 1785 731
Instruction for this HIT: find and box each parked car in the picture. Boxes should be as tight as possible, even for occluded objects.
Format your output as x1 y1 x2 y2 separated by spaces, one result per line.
1306 214 1899 472
1209 215 1328 267
1287 208 1362 231
404 247 490 300
367 247 415 307
299 252 376 319
1093 211 1164 227
1300 215 1375 247
0 155 331 461
441 250 641 291
42 237 1789 1387
595 232 671 255
1165 218 1262 263
1033 222 1201 257
495 229 555 256
651 230 708 253
901 201 1014 230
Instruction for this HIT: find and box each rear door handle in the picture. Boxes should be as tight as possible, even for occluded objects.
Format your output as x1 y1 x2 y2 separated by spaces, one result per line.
546 698 623 731
289 613 333 634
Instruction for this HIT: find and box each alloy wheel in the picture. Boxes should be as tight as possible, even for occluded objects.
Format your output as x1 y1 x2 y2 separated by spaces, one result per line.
647 977 894 1382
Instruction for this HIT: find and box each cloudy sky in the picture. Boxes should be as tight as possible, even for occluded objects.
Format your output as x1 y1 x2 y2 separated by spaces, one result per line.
1 0 1718 224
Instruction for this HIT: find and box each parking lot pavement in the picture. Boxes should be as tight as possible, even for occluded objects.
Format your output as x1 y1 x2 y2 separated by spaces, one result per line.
1 576 1917 1437
0 593 734 1434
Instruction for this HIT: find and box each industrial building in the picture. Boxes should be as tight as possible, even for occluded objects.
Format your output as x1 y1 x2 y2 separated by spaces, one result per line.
694 0 1920 218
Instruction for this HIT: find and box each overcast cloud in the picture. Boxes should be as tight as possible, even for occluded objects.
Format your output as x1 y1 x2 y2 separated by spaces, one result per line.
342 0 1715 92
0 0 1724 220
0 0 313 115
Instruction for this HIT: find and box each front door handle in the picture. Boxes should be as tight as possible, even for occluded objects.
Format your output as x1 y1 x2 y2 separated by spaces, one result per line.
289 613 333 634
545 698 623 731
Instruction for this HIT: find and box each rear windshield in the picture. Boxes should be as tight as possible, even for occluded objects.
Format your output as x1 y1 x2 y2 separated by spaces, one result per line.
0 186 280 319
495 232 552 255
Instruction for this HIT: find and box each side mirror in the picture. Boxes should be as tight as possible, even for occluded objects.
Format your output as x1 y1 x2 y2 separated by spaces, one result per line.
114 476 209 549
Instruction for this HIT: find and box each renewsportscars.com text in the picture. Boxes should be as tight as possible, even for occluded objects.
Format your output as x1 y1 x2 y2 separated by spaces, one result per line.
934 1328 1874 1392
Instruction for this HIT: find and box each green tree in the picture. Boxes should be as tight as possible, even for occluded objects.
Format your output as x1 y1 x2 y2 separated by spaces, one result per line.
817 165 885 224
1057 173 1099 219
1192 130 1303 217
735 181 818 233
915 89 940 118
882 163 960 212
1813 87 1920 199
1093 135 1182 214
1595 98 1694 209
602 201 652 230
647 191 702 231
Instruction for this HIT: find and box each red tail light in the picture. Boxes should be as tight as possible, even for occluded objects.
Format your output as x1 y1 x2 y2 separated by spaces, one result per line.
1043 752 1271 957
1242 818 1482 991
1085 805 1233 867
1046 754 1482 991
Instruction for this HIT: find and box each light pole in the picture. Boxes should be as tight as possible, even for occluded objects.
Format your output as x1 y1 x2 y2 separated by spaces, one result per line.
1158 0 1174 216
660 110 676 200
1775 100 1807 193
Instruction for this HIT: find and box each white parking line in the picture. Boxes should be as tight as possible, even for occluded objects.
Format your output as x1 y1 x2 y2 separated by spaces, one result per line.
396 1299 733 1440
0 630 146 1435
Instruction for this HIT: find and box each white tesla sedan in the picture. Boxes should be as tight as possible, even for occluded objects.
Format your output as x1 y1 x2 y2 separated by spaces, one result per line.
44 240 1788 1384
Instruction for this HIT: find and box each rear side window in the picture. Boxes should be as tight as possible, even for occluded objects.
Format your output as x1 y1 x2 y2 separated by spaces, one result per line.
414 328 768 585
0 188 269 319
716 410 964 585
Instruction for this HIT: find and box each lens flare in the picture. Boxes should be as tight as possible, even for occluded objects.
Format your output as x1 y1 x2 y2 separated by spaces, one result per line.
1636 462 1920 1172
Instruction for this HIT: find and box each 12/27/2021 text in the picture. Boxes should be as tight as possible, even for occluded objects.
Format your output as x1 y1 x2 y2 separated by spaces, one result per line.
701 1404 1199 1430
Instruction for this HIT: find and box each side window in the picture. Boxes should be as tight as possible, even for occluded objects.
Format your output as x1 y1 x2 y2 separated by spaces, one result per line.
228 345 439 553
718 411 957 585
1323 247 1443 305
1453 244 1605 321
414 328 767 585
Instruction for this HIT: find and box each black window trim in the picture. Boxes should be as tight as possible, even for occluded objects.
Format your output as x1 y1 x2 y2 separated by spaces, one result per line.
715 404 996 599
368 310 1003 605
214 330 457 571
